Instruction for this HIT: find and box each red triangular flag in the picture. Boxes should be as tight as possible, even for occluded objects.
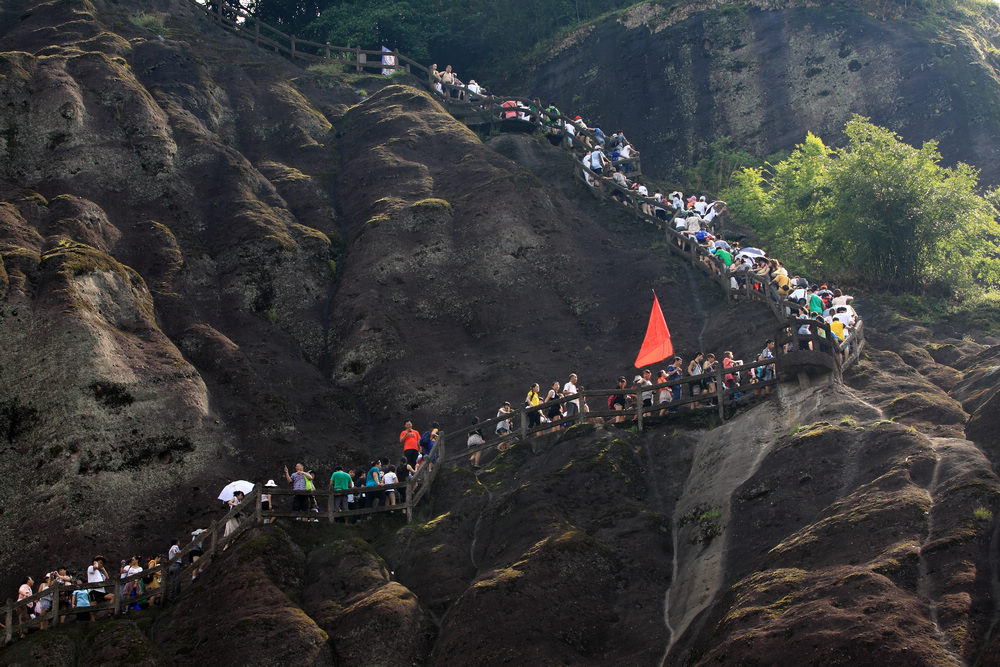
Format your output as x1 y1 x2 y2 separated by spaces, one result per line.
634 292 674 368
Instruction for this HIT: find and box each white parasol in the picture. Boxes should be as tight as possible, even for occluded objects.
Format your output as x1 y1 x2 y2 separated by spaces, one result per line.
218 480 255 503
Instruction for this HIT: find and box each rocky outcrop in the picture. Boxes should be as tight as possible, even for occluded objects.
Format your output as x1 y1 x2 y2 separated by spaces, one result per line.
0 0 359 584
513 2 1000 185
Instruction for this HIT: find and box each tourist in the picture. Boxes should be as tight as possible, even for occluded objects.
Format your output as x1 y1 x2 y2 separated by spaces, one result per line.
396 459 411 503
400 420 421 468
544 380 563 427
121 556 143 611
609 375 629 423
36 572 53 629
588 146 607 175
687 353 704 409
330 465 353 519
468 417 486 468
365 460 383 508
666 357 683 410
224 490 244 538
72 581 93 622
419 422 440 457
17 577 35 639
53 567 72 623
167 539 181 563
383 465 399 508
640 369 654 407
657 369 671 415
831 288 853 306
496 401 513 436
87 556 112 606
261 479 277 523
524 383 542 430
562 373 580 418
146 555 162 606
283 463 313 513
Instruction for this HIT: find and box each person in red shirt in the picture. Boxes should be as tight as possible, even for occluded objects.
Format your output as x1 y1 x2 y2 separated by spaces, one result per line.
400 420 421 467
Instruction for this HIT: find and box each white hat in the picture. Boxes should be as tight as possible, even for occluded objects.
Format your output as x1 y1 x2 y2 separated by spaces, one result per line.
265 479 278 488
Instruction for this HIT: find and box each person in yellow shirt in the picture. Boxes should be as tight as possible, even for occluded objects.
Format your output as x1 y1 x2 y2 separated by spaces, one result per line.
524 383 541 430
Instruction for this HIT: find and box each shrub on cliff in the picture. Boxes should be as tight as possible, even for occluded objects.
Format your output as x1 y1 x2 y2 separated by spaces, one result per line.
724 115 1000 295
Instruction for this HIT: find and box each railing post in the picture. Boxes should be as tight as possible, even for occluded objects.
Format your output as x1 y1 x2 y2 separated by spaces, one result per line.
406 475 415 524
51 582 60 626
394 48 401 73
208 519 218 556
325 42 330 59
636 390 644 432
520 406 528 441
355 46 362 73
327 491 335 524
4 599 11 645
255 488 262 524
113 578 122 616
716 365 725 420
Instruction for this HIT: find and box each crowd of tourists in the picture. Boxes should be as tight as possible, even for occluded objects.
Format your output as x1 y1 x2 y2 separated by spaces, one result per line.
6 58 865 644
269 420 440 522
8 533 214 637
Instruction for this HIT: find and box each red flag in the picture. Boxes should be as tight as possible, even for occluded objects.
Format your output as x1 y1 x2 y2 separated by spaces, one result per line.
634 292 673 368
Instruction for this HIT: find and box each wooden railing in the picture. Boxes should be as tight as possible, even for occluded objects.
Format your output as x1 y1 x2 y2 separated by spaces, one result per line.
1 487 262 646
189 0 428 75
257 439 445 524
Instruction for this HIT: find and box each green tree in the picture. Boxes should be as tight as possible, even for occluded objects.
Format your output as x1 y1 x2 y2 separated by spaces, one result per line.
307 0 439 60
722 116 1000 293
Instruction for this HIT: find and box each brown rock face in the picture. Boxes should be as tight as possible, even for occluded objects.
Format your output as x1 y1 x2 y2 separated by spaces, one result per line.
0 0 364 583
3 1 1000 665
513 3 1000 185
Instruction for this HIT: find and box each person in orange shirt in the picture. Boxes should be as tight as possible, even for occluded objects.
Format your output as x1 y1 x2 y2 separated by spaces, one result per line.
400 420 421 468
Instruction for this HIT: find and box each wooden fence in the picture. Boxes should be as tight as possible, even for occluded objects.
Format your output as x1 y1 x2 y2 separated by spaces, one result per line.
258 438 445 525
1 487 262 646
189 0 427 75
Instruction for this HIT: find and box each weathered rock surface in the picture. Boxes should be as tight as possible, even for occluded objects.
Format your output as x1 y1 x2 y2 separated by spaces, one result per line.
1 1 1000 665
513 2 1000 185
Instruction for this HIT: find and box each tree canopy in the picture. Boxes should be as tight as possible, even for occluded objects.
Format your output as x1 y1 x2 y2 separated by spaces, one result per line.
722 116 1000 294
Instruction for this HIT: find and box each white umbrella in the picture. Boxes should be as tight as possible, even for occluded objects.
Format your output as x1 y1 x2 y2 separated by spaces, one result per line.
737 247 766 258
218 480 255 503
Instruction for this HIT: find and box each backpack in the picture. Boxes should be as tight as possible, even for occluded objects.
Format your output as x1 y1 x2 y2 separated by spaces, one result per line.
608 395 616 409
305 476 315 491
419 430 431 450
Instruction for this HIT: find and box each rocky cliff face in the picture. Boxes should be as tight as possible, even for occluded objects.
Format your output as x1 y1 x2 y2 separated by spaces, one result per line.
0 0 730 583
0 0 360 580
4 1 1000 665
513 2 1000 185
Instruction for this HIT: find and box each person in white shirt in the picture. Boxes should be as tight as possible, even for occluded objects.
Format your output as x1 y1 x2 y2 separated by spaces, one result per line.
562 373 580 417
383 466 399 507
87 555 113 605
